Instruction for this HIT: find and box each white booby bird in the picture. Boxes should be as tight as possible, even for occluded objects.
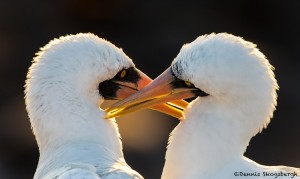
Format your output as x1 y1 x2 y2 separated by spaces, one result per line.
106 33 300 178
25 33 186 179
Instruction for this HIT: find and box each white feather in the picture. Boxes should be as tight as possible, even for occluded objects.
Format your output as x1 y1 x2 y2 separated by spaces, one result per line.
25 33 143 179
163 33 299 179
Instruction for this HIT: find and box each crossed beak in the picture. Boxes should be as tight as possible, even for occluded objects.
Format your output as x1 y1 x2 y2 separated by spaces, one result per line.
105 68 189 119
105 68 200 119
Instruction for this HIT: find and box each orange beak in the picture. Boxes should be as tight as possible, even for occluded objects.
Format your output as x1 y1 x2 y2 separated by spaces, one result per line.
105 67 201 119
106 68 189 119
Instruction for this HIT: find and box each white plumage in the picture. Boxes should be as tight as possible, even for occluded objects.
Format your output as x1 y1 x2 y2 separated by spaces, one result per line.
25 33 143 179
162 33 300 179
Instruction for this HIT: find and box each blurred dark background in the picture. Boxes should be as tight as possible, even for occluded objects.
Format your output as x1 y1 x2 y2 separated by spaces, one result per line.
0 0 300 178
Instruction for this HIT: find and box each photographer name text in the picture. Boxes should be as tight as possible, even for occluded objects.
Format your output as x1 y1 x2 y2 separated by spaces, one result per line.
234 171 298 178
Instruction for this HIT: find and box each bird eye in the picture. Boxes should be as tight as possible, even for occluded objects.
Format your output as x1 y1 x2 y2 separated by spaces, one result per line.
185 81 192 87
120 69 127 78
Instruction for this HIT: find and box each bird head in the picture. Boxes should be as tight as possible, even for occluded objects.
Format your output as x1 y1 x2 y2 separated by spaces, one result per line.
25 33 186 122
